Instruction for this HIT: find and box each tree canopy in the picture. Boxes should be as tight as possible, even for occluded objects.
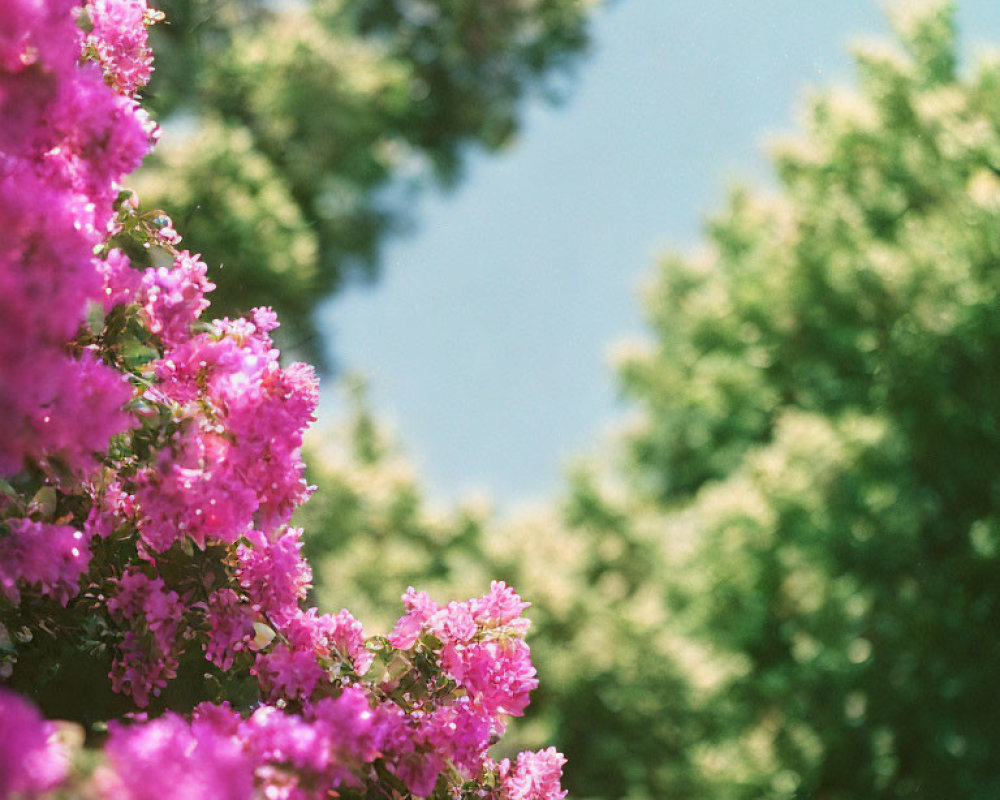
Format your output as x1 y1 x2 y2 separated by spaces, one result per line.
301 2 1000 797
137 0 596 359
613 1 1000 795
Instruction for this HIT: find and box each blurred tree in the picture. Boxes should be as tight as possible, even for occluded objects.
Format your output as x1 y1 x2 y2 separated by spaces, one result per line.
136 0 595 359
302 3 1000 798
296 385 709 800
612 0 1000 796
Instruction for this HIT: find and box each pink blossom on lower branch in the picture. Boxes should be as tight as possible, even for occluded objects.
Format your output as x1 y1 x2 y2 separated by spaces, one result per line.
441 637 538 719
422 696 493 776
203 588 256 671
471 580 533 634
97 712 253 800
137 312 318 549
242 702 370 797
497 748 569 800
140 250 214 347
106 568 185 706
86 692 569 800
109 631 179 708
107 568 183 654
252 624 329 702
133 426 258 551
237 527 313 620
0 689 68 800
325 607 373 673
308 687 388 775
390 582 539 719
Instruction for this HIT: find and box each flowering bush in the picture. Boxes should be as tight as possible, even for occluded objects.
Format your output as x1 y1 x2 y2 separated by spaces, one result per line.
0 2 566 798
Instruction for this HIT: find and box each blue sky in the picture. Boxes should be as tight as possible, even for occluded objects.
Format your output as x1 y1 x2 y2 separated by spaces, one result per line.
317 0 1000 510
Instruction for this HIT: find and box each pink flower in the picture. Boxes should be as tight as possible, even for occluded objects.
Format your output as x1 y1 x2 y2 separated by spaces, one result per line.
191 701 243 739
441 638 538 719
98 713 253 800
140 251 214 347
251 608 371 702
308 687 386 769
84 478 137 540
388 587 440 649
388 584 538 720
0 519 92 606
107 569 182 654
141 312 318 547
96 248 143 311
423 697 493 777
27 351 135 476
470 581 532 635
108 631 178 708
379 708 446 800
323 608 372 673
243 705 332 776
0 0 79 76
1 7 563 798
252 608 329 701
203 588 255 671
107 569 185 706
85 0 154 96
0 0 147 480
133 427 258 552
237 528 312 620
498 749 568 800
0 689 68 799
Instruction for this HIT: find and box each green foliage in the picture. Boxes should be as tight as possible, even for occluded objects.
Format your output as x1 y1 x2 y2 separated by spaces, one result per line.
303 3 1000 798
299 388 708 799
138 0 595 357
613 1 1000 795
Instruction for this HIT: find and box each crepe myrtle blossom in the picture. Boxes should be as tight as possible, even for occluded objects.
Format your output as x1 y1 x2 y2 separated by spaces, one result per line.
93 585 552 799
0 520 91 606
0 689 68 799
0 0 151 478
0 2 567 799
84 0 157 96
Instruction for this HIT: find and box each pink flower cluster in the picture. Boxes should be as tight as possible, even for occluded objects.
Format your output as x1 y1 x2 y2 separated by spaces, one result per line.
97 689 547 800
0 0 152 478
0 689 68 798
252 606 372 702
97 708 253 800
497 749 569 800
0 4 568 800
90 588 562 800
129 306 318 553
106 569 185 706
85 0 155 96
0 519 91 605
202 588 256 671
390 581 539 719
85 278 321 707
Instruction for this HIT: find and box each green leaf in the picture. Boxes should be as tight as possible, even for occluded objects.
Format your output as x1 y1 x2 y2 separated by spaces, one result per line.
28 486 57 519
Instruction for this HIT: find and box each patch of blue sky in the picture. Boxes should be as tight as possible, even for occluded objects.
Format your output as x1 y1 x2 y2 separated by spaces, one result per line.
317 0 1000 511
